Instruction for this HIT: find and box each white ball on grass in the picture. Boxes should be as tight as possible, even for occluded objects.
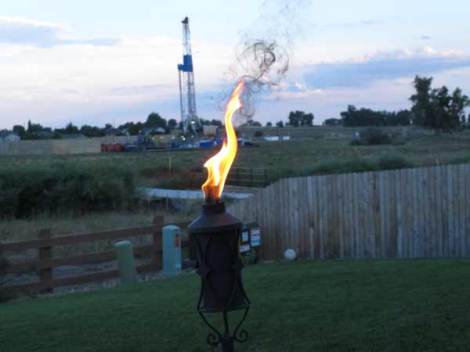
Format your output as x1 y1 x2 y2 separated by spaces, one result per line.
284 248 297 261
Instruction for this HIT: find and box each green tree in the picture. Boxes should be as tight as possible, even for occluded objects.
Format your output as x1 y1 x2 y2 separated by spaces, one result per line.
24 120 48 140
410 76 469 131
276 120 284 128
288 111 314 127
167 119 178 130
118 122 144 135
80 125 106 137
57 122 79 134
26 120 44 134
146 112 167 129
12 125 26 139
340 106 410 127
247 120 262 127
410 76 433 126
210 119 222 127
450 88 469 126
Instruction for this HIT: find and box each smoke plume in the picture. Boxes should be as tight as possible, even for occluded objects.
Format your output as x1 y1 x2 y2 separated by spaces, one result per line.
222 0 311 124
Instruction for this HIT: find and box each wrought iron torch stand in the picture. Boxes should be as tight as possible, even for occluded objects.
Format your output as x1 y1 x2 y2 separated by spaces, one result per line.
189 201 250 352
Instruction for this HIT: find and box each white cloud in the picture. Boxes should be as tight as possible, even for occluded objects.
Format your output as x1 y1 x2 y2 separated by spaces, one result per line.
301 48 470 89
0 27 232 128
0 16 117 47
0 17 62 47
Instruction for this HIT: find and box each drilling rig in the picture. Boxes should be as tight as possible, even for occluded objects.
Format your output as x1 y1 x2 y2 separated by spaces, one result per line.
177 17 200 135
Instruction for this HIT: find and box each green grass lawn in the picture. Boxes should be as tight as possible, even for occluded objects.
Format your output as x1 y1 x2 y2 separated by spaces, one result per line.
1 259 470 351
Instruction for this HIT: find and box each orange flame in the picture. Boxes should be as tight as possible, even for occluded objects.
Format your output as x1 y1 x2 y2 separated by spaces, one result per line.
202 81 244 201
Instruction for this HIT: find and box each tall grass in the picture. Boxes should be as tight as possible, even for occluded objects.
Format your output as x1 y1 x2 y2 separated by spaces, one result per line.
0 162 135 219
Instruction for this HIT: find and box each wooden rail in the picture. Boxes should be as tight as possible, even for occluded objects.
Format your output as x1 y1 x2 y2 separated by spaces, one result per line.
0 217 192 294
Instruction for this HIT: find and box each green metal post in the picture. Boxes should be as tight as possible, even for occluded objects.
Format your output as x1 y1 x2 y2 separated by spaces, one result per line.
163 225 182 276
114 240 137 284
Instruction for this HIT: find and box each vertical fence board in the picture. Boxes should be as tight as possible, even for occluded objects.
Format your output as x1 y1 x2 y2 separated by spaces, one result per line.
320 176 327 259
352 173 360 258
314 176 321 259
436 166 444 257
395 170 403 258
404 169 411 258
381 172 388 258
464 165 470 256
458 165 465 256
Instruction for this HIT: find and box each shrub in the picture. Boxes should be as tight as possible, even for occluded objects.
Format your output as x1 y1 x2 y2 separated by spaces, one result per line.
254 130 264 137
351 128 391 145
313 155 413 175
314 159 379 174
0 163 135 219
449 153 470 165
377 154 413 170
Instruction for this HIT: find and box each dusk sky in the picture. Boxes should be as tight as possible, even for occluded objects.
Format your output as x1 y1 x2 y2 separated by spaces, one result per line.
1 0 470 129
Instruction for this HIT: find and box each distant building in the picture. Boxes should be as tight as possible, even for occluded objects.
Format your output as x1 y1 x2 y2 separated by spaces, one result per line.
0 130 20 142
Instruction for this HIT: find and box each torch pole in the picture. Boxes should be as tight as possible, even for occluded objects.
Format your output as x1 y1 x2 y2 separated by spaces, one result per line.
221 311 234 352
188 200 250 352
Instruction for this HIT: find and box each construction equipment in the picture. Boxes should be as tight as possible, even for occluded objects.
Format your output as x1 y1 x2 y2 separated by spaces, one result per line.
177 17 200 135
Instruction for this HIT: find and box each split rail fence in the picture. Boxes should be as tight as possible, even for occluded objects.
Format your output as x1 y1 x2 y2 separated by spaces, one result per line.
229 163 470 260
0 217 191 294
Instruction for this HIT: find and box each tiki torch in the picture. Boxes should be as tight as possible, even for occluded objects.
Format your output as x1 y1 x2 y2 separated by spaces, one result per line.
188 82 250 351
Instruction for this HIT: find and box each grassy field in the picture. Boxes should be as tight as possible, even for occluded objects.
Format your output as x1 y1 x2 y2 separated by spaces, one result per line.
1 259 470 351
1 129 469 190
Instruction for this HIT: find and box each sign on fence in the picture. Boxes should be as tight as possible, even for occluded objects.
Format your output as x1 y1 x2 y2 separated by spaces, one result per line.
240 223 262 254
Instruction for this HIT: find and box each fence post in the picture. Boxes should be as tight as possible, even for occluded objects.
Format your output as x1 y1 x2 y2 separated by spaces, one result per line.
162 225 182 276
114 241 137 284
152 216 164 270
38 229 53 294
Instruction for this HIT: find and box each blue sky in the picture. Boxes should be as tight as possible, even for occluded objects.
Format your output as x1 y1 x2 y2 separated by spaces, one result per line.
1 0 470 128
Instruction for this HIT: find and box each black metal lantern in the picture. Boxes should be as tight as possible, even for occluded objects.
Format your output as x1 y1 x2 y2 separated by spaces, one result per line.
188 200 250 352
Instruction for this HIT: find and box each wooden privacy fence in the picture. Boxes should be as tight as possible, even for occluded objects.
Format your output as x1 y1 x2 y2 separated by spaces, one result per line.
0 217 190 294
229 163 470 260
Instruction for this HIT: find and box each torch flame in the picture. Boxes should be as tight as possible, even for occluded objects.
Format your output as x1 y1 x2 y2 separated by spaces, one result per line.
202 81 244 201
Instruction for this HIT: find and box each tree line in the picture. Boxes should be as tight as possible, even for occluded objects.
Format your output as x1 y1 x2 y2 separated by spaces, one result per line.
5 112 235 140
8 113 180 140
6 113 294 140
335 76 470 130
4 75 469 139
